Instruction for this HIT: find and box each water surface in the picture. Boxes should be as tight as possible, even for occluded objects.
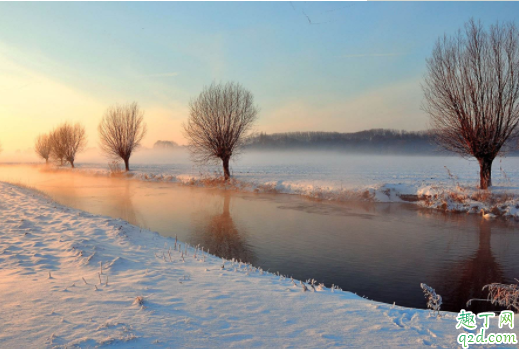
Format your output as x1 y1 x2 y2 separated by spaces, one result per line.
1 164 518 312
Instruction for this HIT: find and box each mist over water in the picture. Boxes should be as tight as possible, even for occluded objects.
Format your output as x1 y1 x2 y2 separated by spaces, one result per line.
0 164 518 312
0 146 190 165
4 147 519 192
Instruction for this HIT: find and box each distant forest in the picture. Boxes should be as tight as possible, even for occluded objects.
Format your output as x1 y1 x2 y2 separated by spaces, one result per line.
151 129 519 155
244 129 442 155
245 129 519 155
153 140 179 149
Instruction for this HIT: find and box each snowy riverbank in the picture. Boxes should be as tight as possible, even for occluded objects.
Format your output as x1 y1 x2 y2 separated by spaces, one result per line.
0 181 488 348
47 152 519 219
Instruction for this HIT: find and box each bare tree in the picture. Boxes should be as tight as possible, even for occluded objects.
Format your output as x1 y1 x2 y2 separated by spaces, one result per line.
35 133 52 164
49 128 66 165
423 19 519 189
183 82 259 180
98 102 147 171
50 122 87 168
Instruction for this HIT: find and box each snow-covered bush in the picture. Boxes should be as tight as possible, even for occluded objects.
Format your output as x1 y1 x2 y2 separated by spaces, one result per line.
467 282 519 313
420 283 442 316
108 161 123 176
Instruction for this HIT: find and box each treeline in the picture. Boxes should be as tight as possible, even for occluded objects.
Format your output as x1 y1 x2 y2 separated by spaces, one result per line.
35 122 87 167
153 140 179 149
244 129 441 154
35 102 146 171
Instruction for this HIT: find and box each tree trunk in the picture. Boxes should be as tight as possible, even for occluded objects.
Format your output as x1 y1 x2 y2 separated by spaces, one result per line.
222 157 231 180
124 157 130 172
45 158 48 165
70 160 75 168
478 157 493 189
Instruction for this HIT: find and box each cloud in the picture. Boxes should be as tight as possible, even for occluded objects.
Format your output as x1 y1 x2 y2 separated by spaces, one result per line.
341 53 404 58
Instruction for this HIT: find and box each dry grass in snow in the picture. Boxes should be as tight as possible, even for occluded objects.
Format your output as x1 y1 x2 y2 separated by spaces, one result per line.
0 182 495 348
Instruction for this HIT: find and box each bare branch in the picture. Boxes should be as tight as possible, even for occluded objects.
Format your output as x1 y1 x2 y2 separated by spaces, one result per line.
423 19 519 189
35 133 52 164
98 102 147 171
49 122 87 168
183 82 259 180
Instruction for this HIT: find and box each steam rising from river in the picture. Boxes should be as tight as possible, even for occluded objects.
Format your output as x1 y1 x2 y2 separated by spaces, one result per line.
1 147 519 192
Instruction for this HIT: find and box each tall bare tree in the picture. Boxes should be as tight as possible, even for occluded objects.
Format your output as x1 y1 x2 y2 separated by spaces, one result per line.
183 82 258 180
35 133 52 164
50 122 87 168
98 102 147 171
423 19 519 189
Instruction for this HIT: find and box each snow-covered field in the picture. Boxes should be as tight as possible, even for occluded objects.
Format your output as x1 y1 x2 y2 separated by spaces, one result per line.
51 150 519 188
2 181 510 348
4 148 519 217
46 150 519 218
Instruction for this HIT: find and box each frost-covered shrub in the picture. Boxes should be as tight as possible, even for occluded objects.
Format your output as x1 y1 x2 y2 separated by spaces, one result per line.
467 282 519 313
420 283 442 316
108 161 123 176
133 296 145 306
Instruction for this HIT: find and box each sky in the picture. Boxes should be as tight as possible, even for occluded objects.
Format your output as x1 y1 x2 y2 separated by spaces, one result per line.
1 1 519 152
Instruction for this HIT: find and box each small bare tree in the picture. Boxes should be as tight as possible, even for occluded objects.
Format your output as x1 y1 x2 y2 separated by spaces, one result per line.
35 133 52 164
98 102 147 171
183 82 258 180
50 122 87 168
423 19 519 189
49 128 66 165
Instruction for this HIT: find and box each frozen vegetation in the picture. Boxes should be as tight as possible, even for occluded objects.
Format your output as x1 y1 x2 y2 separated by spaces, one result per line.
4 181 517 348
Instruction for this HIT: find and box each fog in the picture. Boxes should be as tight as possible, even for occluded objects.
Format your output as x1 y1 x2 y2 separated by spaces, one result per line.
2 147 519 192
0 146 191 166
0 145 449 169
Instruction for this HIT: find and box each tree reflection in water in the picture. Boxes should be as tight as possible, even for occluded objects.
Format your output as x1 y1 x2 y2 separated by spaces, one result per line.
113 181 145 228
439 220 505 313
190 192 255 264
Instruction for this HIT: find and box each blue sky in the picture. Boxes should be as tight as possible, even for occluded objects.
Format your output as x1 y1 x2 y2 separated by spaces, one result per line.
1 2 519 150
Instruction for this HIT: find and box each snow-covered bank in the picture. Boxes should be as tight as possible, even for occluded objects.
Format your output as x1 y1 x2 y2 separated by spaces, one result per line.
0 181 487 348
73 167 519 219
50 152 519 219
8 148 519 217
367 183 519 219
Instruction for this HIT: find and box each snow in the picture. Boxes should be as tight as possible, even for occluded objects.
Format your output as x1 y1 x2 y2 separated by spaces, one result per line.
2 181 511 348
47 150 519 218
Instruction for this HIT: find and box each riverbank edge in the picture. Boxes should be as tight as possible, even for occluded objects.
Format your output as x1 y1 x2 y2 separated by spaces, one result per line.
42 164 519 220
0 180 472 348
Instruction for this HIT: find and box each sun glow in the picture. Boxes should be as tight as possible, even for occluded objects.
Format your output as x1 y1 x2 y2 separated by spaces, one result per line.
0 51 188 157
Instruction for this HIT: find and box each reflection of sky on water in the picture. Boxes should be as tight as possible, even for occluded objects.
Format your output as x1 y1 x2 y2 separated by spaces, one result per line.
1 164 518 312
